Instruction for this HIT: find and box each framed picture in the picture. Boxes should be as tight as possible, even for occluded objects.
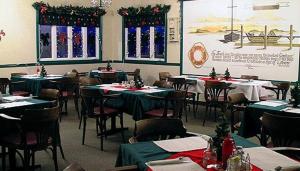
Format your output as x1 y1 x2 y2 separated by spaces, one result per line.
168 17 179 42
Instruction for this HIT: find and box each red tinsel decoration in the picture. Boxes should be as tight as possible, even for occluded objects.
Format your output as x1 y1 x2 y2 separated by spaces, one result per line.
40 4 47 14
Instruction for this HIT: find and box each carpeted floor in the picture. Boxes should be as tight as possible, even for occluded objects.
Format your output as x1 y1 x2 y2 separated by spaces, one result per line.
1 102 260 171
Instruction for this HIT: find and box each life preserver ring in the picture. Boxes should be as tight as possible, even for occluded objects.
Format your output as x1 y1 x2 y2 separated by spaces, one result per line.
188 42 209 68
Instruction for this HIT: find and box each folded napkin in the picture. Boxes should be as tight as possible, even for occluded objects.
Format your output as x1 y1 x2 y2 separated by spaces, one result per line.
146 157 205 171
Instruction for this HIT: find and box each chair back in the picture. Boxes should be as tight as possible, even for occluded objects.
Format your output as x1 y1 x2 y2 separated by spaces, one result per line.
38 89 60 106
79 77 101 86
99 72 117 84
21 106 60 147
204 81 231 103
262 112 300 147
11 72 27 77
240 75 258 80
274 81 291 100
80 88 103 116
227 93 248 105
159 72 172 81
168 77 186 90
131 118 187 143
0 78 10 94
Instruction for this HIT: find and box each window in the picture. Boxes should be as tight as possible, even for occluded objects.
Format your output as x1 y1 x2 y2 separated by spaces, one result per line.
39 25 100 61
118 5 170 63
124 25 166 62
33 2 106 63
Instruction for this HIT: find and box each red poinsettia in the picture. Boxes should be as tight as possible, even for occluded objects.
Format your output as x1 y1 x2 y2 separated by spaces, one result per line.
40 4 47 14
153 7 160 14
58 33 67 44
74 34 81 45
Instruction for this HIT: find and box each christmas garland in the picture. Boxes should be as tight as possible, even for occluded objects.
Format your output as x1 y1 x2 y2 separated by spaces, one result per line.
33 1 106 27
118 5 171 27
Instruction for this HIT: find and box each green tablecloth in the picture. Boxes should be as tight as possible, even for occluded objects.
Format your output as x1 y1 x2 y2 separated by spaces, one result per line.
89 70 127 83
116 134 259 171
11 76 62 96
238 102 288 138
85 86 173 120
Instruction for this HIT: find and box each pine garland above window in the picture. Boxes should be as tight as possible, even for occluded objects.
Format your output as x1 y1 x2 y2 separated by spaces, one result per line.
118 5 171 27
33 1 106 27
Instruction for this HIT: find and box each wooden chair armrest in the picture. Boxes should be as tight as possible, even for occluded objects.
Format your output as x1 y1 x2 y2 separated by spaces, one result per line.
106 165 138 171
0 113 21 121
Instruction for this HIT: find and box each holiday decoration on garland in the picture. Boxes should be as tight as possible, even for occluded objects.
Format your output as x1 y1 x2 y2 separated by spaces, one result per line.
40 65 47 77
118 5 171 27
33 1 106 27
224 68 231 80
0 30 5 41
209 67 217 79
212 119 230 161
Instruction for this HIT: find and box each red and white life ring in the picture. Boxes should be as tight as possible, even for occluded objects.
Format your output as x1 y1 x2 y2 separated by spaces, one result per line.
188 42 209 68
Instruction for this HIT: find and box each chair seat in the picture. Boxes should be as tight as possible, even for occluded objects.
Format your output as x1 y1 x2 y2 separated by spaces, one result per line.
145 108 174 117
93 106 119 116
187 92 196 97
0 132 51 147
12 91 30 96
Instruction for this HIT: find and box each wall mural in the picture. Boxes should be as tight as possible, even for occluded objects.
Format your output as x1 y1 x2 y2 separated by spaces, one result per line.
182 0 300 81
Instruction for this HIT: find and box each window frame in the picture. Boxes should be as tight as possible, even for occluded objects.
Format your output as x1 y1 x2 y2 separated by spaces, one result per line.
122 14 168 64
35 12 103 64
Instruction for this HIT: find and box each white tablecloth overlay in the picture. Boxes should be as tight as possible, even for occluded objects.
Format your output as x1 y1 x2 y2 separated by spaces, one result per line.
186 77 274 101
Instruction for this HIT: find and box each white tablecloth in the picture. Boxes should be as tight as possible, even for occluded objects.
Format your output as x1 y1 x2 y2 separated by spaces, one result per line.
186 77 274 101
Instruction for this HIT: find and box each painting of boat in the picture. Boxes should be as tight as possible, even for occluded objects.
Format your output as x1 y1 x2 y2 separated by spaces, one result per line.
246 30 281 43
221 0 240 43
253 4 279 10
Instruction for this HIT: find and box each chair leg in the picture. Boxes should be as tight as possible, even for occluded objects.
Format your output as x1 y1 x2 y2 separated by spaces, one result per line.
203 104 209 126
59 144 65 160
78 113 83 129
192 96 196 118
120 113 125 143
52 146 58 171
96 118 99 135
100 118 104 151
82 117 87 145
2 146 6 171
64 99 68 115
31 151 35 168
74 97 80 119
24 149 30 171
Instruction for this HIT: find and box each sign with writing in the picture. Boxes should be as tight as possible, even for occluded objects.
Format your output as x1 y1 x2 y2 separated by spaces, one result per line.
182 0 300 81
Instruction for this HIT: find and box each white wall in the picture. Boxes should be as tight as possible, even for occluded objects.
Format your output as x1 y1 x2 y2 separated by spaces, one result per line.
0 0 181 83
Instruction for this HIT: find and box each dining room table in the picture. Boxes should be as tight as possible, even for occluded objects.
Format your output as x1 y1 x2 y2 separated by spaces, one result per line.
83 84 174 121
237 100 300 145
10 74 64 96
178 76 274 101
116 133 300 171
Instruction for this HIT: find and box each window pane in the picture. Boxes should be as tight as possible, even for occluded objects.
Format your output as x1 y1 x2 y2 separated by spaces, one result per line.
57 26 68 58
155 26 165 59
87 27 96 57
127 27 136 58
39 25 52 59
72 27 83 58
141 26 150 58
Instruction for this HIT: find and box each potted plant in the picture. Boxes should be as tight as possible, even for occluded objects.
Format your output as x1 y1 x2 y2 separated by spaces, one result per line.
40 65 47 77
106 60 112 71
209 67 217 79
224 68 231 80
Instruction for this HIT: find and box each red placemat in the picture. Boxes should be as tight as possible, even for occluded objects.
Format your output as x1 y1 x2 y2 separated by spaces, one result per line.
147 149 262 171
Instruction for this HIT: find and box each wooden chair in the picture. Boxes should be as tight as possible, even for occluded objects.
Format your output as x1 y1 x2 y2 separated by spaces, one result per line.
80 87 124 151
227 93 250 133
129 118 187 143
262 81 291 100
144 90 186 119
10 73 27 77
168 77 198 121
0 78 10 94
126 69 140 81
203 81 234 126
261 112 300 147
99 72 117 84
159 72 172 81
0 106 60 171
152 80 173 88
240 75 259 80
50 77 80 119
79 77 101 86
